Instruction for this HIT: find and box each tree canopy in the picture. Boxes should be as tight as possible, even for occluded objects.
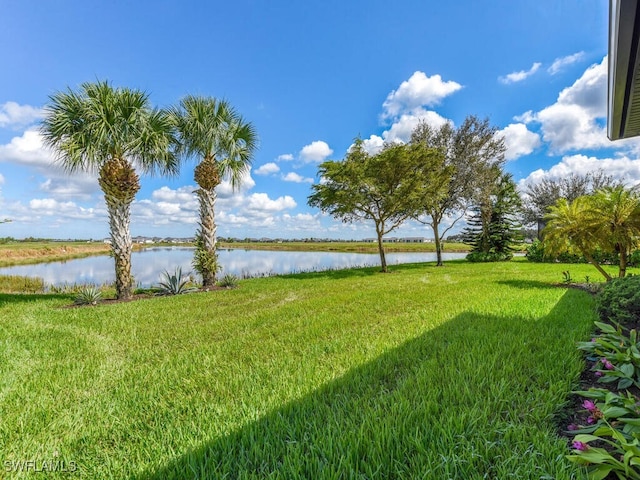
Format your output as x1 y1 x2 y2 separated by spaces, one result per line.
308 139 442 272
410 116 506 265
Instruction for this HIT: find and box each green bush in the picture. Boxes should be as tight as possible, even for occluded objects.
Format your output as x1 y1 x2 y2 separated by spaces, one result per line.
525 240 545 262
596 275 640 326
465 251 513 262
525 240 620 265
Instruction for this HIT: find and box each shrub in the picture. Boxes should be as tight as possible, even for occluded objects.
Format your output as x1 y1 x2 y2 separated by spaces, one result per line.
465 251 512 262
597 276 640 326
217 273 239 289
74 285 102 305
158 267 197 295
525 240 545 262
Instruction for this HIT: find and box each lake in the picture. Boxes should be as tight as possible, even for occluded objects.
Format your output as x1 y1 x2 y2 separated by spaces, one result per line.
0 247 468 288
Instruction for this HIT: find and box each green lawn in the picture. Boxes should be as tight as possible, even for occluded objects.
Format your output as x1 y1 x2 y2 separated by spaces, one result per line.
0 260 608 478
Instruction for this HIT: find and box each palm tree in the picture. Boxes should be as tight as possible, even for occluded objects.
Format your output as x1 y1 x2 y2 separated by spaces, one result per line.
590 186 640 278
172 96 257 287
543 196 612 281
41 81 178 299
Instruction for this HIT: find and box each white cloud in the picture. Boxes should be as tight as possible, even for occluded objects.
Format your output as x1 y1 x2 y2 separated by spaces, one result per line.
499 62 541 84
28 198 96 219
382 71 462 119
277 153 294 162
498 123 541 161
0 129 55 169
548 52 585 75
299 141 333 163
382 109 449 144
517 56 627 153
255 162 280 175
246 193 296 213
0 173 4 185
519 154 640 189
0 102 44 129
282 172 314 184
361 135 385 155
216 170 256 198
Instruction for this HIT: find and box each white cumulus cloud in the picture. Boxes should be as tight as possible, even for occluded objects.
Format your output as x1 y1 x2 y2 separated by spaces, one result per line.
277 153 294 162
516 56 627 154
499 62 542 84
519 154 640 189
0 102 44 129
282 172 314 184
246 193 296 213
382 71 462 119
299 141 333 163
255 162 280 175
498 123 541 161
548 52 585 75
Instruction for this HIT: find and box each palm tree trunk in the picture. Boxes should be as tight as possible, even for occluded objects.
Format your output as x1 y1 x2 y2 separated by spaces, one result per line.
99 157 139 300
619 249 628 278
195 187 218 287
105 194 134 299
582 250 612 282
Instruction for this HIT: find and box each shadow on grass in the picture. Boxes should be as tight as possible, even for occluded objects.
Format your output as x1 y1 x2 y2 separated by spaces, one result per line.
138 289 592 479
497 279 560 290
0 292 70 307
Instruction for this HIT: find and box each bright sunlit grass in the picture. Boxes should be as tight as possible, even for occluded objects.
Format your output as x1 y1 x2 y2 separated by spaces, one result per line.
0 260 607 478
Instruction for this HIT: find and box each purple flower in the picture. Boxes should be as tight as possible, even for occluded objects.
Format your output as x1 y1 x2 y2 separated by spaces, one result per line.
594 371 603 377
602 359 615 370
587 416 596 425
572 441 589 451
567 424 579 431
583 400 597 412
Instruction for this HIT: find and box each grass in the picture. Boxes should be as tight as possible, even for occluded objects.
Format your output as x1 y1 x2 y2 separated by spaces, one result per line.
0 259 608 478
0 241 112 267
0 275 44 293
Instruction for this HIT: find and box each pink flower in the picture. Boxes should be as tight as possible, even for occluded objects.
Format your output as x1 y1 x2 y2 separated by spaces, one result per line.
601 358 615 370
594 371 603 377
587 416 596 425
583 400 597 412
567 424 579 431
572 441 589 451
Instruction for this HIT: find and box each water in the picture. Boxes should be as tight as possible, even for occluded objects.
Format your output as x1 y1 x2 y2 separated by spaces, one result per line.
0 247 467 288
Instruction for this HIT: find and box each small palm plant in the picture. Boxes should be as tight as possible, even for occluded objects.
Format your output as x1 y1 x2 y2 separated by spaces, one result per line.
217 273 240 289
157 267 197 295
74 285 103 305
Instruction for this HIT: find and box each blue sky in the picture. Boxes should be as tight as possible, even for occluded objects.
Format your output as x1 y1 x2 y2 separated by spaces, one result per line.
1 0 636 240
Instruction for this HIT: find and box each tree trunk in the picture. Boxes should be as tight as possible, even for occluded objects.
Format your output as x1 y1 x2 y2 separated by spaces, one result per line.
193 157 221 288
619 249 628 278
195 187 218 287
582 250 612 282
432 220 443 266
376 224 387 273
104 194 134 299
98 158 139 300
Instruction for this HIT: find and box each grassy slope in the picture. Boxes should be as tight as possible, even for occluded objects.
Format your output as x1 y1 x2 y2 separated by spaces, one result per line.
0 260 605 479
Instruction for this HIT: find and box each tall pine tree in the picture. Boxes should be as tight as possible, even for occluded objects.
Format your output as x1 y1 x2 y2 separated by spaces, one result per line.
463 172 522 261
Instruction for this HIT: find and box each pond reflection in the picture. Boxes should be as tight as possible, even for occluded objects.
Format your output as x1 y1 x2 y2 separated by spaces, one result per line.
0 247 467 288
